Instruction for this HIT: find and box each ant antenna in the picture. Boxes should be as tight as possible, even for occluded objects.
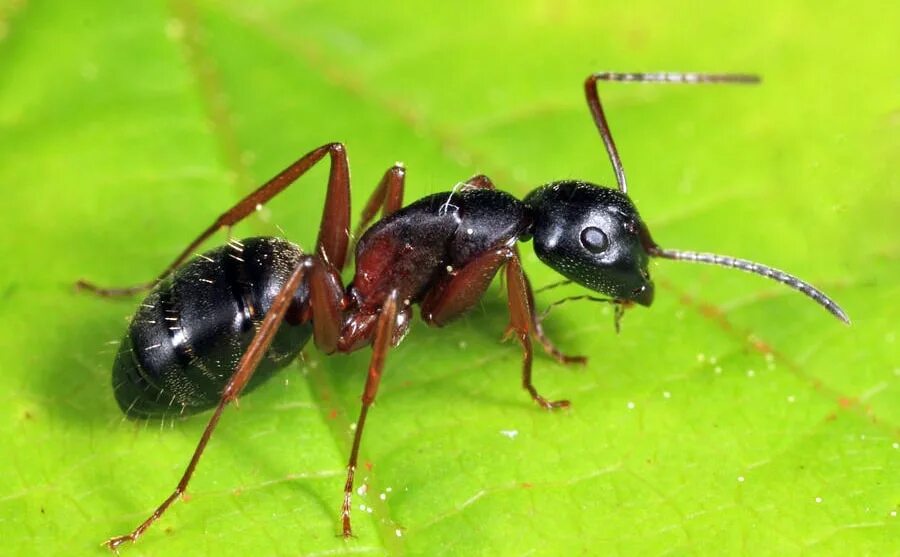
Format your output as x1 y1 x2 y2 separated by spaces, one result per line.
585 72 760 194
648 247 850 324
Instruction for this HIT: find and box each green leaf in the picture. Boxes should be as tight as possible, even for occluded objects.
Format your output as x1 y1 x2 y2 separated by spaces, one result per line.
0 1 896 555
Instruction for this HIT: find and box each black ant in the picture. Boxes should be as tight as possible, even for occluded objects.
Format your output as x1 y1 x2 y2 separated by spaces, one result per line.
78 72 849 551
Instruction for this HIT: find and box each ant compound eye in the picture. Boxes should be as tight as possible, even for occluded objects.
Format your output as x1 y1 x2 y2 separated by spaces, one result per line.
580 226 609 254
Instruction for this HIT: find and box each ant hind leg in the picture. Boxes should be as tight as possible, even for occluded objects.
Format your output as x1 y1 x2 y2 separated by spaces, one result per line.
78 143 351 296
103 259 311 550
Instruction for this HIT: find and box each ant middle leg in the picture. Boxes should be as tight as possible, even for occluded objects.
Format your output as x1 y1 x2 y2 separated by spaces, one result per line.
461 174 496 190
352 164 407 250
341 290 400 538
584 72 760 194
354 169 494 243
348 170 496 269
78 142 351 296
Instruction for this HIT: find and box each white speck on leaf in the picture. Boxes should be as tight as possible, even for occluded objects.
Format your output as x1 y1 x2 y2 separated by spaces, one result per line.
500 430 518 439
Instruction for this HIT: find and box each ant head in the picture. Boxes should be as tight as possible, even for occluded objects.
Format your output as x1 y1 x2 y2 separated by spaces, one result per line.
525 180 850 324
524 180 654 305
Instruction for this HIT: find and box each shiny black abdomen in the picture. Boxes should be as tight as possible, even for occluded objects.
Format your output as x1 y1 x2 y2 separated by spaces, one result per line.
113 237 312 418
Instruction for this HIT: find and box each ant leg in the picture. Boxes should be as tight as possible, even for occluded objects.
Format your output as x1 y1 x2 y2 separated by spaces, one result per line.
103 258 312 551
308 261 346 354
354 170 494 247
352 164 407 247
518 260 588 366
341 290 399 538
78 143 351 296
457 176 582 362
449 174 581 363
421 248 512 326
506 253 570 410
584 72 760 194
353 170 492 254
420 247 568 409
461 174 496 190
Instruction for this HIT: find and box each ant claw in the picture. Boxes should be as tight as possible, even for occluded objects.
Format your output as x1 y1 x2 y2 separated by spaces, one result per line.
562 355 588 366
340 514 356 540
533 394 571 411
103 535 131 553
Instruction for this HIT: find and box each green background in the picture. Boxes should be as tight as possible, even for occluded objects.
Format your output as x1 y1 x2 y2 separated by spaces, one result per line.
0 1 897 555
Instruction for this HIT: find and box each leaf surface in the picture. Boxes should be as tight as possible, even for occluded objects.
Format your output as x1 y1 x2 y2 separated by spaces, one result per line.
0 1 897 555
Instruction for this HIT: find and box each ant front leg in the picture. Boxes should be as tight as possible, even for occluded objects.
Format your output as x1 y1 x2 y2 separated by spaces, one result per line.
341 290 400 538
454 175 584 366
78 143 351 296
505 253 571 410
420 247 568 410
520 265 588 366
104 259 311 551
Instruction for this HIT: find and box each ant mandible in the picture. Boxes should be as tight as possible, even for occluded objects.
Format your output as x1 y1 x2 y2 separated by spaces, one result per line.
78 72 849 551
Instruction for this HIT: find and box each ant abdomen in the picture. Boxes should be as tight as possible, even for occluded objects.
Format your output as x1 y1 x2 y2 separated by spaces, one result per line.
113 237 312 418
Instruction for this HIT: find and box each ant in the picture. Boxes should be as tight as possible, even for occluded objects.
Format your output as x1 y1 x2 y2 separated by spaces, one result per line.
78 72 849 551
